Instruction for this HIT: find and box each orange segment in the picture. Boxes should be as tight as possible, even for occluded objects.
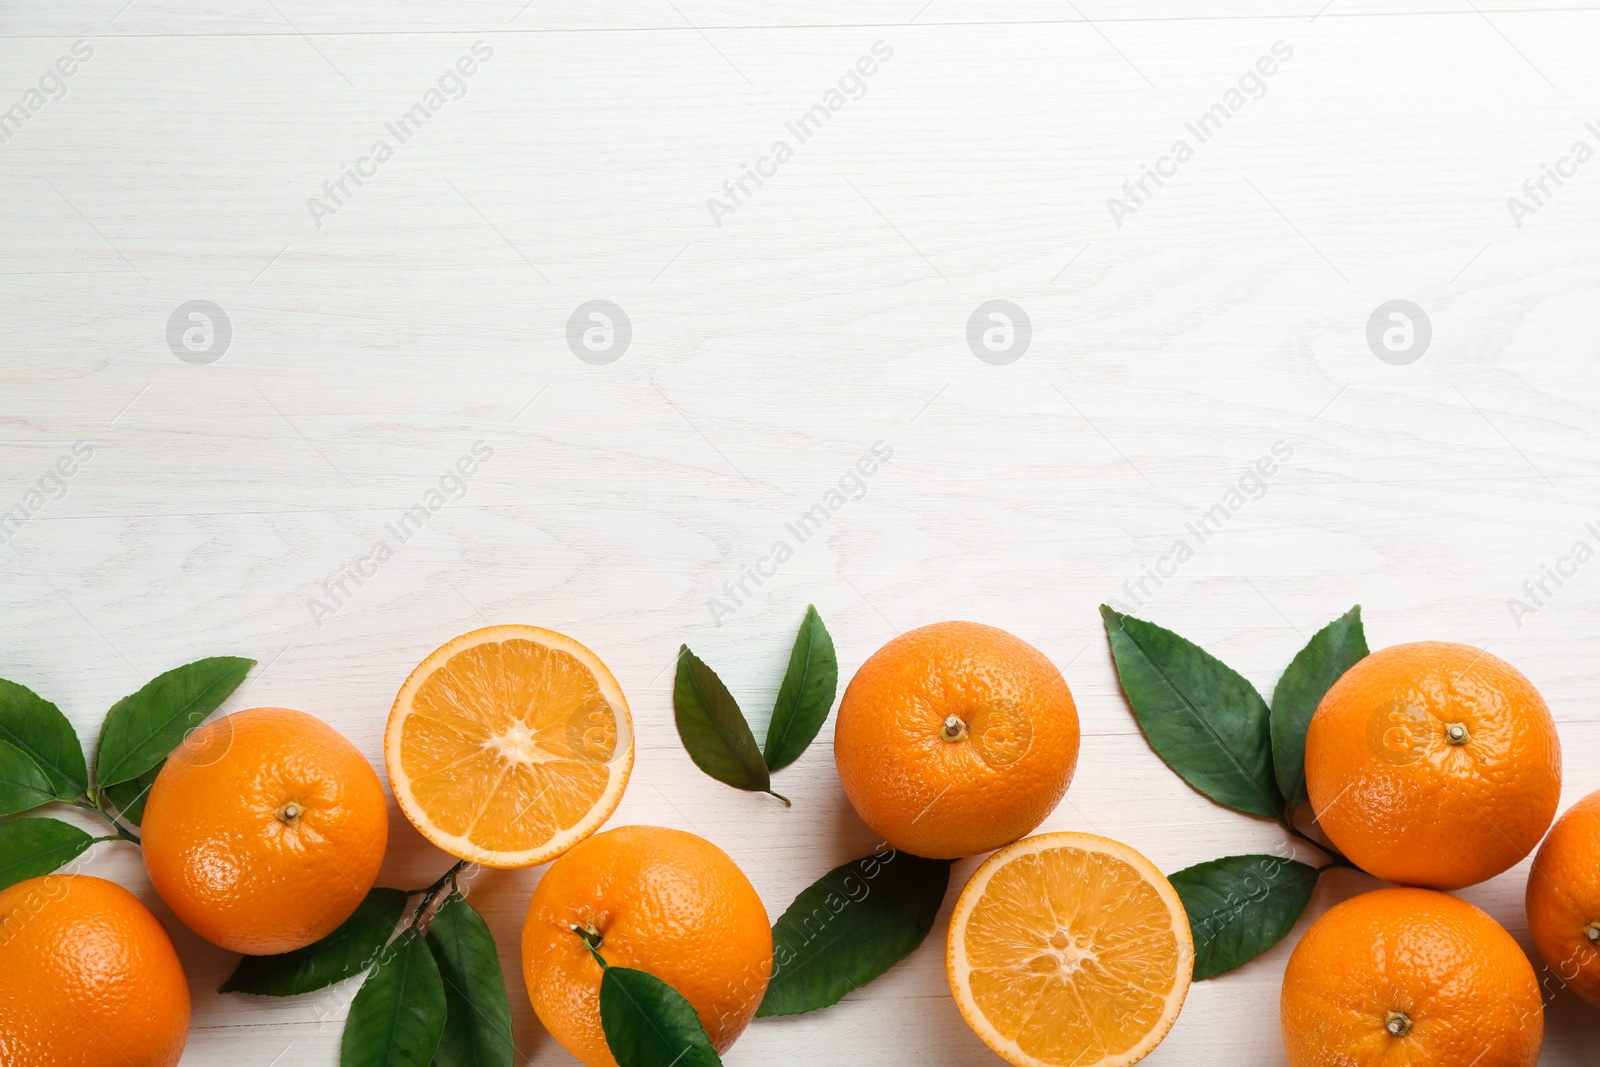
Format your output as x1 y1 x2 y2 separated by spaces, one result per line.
386 625 634 868
947 832 1192 1067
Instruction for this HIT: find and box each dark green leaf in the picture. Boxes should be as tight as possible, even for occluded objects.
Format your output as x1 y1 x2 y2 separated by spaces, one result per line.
757 848 951 1017
101 762 162 827
1270 606 1367 809
427 893 514 1067
0 817 96 892
0 677 86 798
1101 606 1282 819
341 929 446 1067
95 656 254 788
0 739 58 817
222 887 409 996
1170 854 1320 979
673 646 770 795
763 606 838 773
600 965 723 1067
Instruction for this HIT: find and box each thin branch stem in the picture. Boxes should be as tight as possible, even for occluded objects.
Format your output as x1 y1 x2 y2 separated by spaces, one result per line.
72 793 142 845
1280 816 1354 870
406 859 470 936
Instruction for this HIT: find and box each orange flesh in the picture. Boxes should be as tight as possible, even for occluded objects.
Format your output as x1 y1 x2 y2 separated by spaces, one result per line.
965 847 1184 1063
389 627 632 867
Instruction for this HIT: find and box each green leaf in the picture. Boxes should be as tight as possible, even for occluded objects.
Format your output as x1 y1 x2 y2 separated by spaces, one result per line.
340 928 447 1067
763 606 838 773
1169 854 1320 980
95 656 254 788
1100 606 1282 820
0 817 96 892
0 739 58 817
757 848 952 1017
1270 606 1367 809
221 887 409 996
0 677 87 799
101 762 162 827
673 646 771 797
600 965 723 1067
427 893 514 1067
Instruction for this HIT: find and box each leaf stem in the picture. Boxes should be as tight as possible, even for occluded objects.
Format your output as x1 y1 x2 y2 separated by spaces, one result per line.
406 858 469 936
766 789 792 807
571 925 608 969
1279 818 1355 870
73 794 142 845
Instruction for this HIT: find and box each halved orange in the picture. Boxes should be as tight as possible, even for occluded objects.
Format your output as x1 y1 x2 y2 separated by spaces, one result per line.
946 832 1193 1067
385 625 634 869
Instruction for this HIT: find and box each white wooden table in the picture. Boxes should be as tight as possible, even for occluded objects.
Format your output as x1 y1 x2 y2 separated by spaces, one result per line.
4 2 1600 1063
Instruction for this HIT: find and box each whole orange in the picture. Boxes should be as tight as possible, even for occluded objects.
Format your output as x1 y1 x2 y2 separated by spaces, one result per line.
142 706 389 955
521 825 772 1067
1304 642 1560 890
1527 788 1600 1008
833 621 1079 859
0 874 190 1067
1281 887 1541 1067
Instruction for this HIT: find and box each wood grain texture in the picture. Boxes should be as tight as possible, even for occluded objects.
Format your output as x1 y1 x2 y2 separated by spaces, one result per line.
4 2 1600 1063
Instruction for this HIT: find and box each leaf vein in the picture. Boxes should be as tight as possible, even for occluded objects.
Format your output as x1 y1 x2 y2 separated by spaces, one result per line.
1117 617 1277 814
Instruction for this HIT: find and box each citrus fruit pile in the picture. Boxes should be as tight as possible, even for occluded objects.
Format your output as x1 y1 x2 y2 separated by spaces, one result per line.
837 622 1198 1067
1283 640 1569 1066
1 608 1595 1067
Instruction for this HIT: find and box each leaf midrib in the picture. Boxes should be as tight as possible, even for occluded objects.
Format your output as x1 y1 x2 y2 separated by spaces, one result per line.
376 934 422 1063
1183 863 1318 933
0 740 53 800
0 713 78 796
0 822 90 885
100 660 251 784
436 901 514 1061
681 653 764 784
612 970 705 1061
772 866 943 987
1118 618 1277 815
766 626 814 763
